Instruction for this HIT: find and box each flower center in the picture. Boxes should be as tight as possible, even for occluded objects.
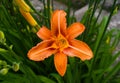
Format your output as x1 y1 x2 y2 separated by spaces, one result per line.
51 34 69 51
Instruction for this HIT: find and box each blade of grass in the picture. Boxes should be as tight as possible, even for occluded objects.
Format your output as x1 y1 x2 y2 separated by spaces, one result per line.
38 75 56 83
64 65 73 83
89 0 117 78
49 73 64 83
66 0 71 26
102 62 120 83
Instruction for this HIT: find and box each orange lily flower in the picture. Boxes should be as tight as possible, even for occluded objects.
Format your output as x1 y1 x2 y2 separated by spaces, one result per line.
28 10 93 76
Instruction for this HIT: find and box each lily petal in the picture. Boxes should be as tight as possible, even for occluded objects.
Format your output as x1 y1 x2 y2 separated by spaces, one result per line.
28 40 55 61
54 52 67 76
67 22 85 39
63 39 93 61
37 26 51 40
51 10 67 36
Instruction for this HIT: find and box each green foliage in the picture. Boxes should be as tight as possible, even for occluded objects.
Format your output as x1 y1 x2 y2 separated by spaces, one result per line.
0 0 120 83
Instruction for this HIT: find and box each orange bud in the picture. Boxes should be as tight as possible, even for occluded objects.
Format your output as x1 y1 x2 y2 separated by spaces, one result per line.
14 0 33 12
19 8 38 26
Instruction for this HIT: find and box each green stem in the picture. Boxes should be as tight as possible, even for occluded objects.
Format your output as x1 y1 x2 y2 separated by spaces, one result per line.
2 43 22 62
87 0 100 34
102 62 120 83
66 0 71 26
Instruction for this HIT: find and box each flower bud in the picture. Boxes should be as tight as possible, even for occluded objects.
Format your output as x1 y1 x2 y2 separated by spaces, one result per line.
0 60 2 65
13 0 33 12
12 62 20 72
0 68 9 75
0 60 7 67
19 8 38 27
2 61 7 67
0 31 6 43
106 36 110 44
0 60 2 69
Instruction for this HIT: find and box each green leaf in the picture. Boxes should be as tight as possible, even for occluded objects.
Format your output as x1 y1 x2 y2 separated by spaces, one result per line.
38 75 56 83
93 16 108 55
102 62 120 83
0 73 30 83
49 73 64 83
64 65 73 83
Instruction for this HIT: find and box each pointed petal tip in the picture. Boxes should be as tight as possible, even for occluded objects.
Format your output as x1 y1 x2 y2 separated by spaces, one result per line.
81 52 93 61
27 49 33 59
59 72 65 77
27 48 53 61
27 48 42 61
